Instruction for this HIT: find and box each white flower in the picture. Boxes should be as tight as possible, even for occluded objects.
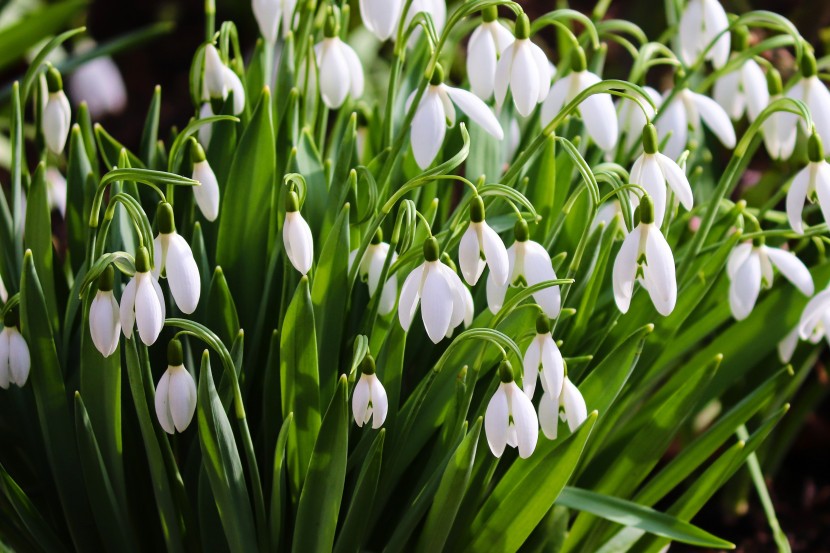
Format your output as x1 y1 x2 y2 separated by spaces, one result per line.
656 87 736 161
409 65 503 169
153 203 201 314
778 325 801 364
398 237 469 343
404 0 446 49
315 33 364 109
283 191 314 275
541 48 617 150
45 167 67 217
467 8 514 100
787 52 830 146
612 196 677 316
154 340 197 434
89 265 121 357
762 91 797 161
538 376 587 440
727 242 814 320
485 361 538 458
360 0 403 41
713 58 767 121
0 275 6 303
486 220 561 318
352 356 388 428
0 318 30 389
494 13 552 117
459 196 509 286
198 102 214 146
629 123 694 226
43 67 71 155
202 44 245 115
522 315 564 401
68 39 127 119
121 247 166 346
786 132 830 234
617 86 662 154
349 233 398 316
190 141 220 222
593 200 624 233
677 0 730 68
798 284 830 345
252 0 296 43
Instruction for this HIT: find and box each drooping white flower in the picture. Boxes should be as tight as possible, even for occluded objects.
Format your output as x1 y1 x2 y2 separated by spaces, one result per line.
629 123 694 226
713 59 767 122
283 190 314 275
778 325 801 364
487 219 561 318
45 167 67 217
398 237 469 343
202 44 245 115
42 66 71 155
485 360 539 458
68 39 127 119
315 16 364 109
727 241 814 321
617 86 661 154
677 0 730 68
0 314 30 389
155 340 197 434
349 231 398 315
89 265 121 357
459 196 509 286
153 203 201 315
360 0 403 41
190 140 220 222
798 283 830 347
761 69 797 161
198 102 214 146
656 86 736 160
541 47 617 150
403 0 447 49
494 13 552 117
612 195 677 316
409 64 503 169
522 314 564 400
787 51 830 146
352 355 388 428
252 0 297 43
121 246 166 346
786 131 830 234
467 7 514 100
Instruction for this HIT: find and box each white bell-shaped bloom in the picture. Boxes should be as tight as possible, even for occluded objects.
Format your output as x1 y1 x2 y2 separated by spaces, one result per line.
677 0 730 68
727 241 814 321
252 0 296 43
786 132 830 234
798 284 830 345
43 67 71 155
522 315 564 400
202 44 245 115
89 265 121 357
762 95 797 161
45 167 67 217
198 102 214 146
153 203 201 314
283 191 314 275
459 196 509 286
593 200 624 233
538 375 587 440
360 0 403 41
494 14 552 117
485 361 539 458
0 319 30 389
315 18 364 109
190 141 220 222
787 52 830 145
463 286 474 328
121 247 166 346
409 65 503 169
713 59 767 121
541 48 617 150
398 237 468 343
487 220 561 318
352 355 388 428
778 325 801 364
612 196 677 316
656 87 736 160
68 39 127 119
629 124 694 226
154 340 197 434
349 233 398 315
467 7 514 100
403 0 446 49
617 86 661 154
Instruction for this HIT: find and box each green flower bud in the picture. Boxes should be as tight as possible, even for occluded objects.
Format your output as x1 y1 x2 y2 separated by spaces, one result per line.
135 246 151 273
808 130 825 163
98 265 115 292
46 65 63 93
639 195 655 225
157 202 176 234
535 313 551 334
482 6 498 23
360 353 376 375
167 339 184 366
423 236 440 262
514 13 530 40
498 359 514 383
642 123 659 155
514 219 529 242
430 63 445 86
470 195 485 223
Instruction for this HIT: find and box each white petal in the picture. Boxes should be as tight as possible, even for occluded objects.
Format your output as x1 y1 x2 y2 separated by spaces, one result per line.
135 274 164 346
481 223 509 286
510 41 540 117
119 277 137 339
713 68 744 120
643 226 677 316
352 375 371 427
799 289 830 339
778 325 800 363
486 269 507 314
154 369 175 434
421 266 453 343
459 225 485 286
198 103 214 146
729 253 761 320
222 66 246 115
169 366 197 432
485 384 509 457
165 234 201 314
0 330 9 389
635 155 668 226
807 77 830 146
727 242 753 279
613 227 642 313
656 153 694 211
317 40 351 109
444 85 503 139
656 94 689 161
561 378 587 432
369 375 388 428
411 90 446 169
702 0 730 67
508 382 538 458
742 60 769 122
577 71 618 151
340 41 365 100
90 291 120 357
540 336 564 400
522 337 541 398
765 247 814 296
538 391 559 440
786 165 811 234
203 45 227 99
468 24 498 100
529 43 552 103
493 42 514 108
692 92 736 149
192 160 220 222
398 263 425 331
540 75 571 128
253 0 281 43
814 162 830 228
523 241 560 318
284 212 314 275
678 0 703 66
442 265 468 330
8 330 30 387
360 0 403 41
367 244 391 297
491 21 515 53
43 92 71 154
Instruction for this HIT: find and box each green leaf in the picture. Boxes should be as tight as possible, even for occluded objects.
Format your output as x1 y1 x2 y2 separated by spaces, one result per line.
0 462 68 553
269 413 293 553
292 375 349 553
24 163 59 332
66 125 95 274
0 1 87 72
95 123 145 169
206 267 240 347
291 128 327 237
140 85 162 168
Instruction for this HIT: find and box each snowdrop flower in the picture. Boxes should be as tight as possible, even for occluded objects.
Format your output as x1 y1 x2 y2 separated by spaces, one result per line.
494 13 552 117
629 124 694 226
487 219 561 318
656 84 736 160
0 275 6 303
360 0 403 41
153 203 201 314
403 0 446 49
45 167 67 217
798 282 830 345
712 30 767 121
727 240 814 320
190 140 220 222
522 314 564 400
612 195 677 316
409 64 503 169
787 51 830 145
0 311 30 389
283 190 313 275
467 6 514 100
68 39 127 119
203 44 245 115
398 237 468 343
485 360 538 458
617 86 661 154
89 265 121 357
155 339 197 434
459 196 509 286
677 0 730 68
42 65 71 155
539 374 586 440
787 131 830 234
252 0 296 43
761 69 797 161
541 47 617 150
593 200 624 233
778 326 801 364
349 230 398 315
121 246 166 346
315 15 364 109
198 102 214 146
352 354 388 428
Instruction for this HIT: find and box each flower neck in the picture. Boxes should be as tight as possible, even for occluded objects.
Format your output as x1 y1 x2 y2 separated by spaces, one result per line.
514 13 530 40
46 65 63 93
3 309 17 328
638 195 655 225
470 195 485 223
286 190 300 213
571 47 587 73
430 64 445 86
